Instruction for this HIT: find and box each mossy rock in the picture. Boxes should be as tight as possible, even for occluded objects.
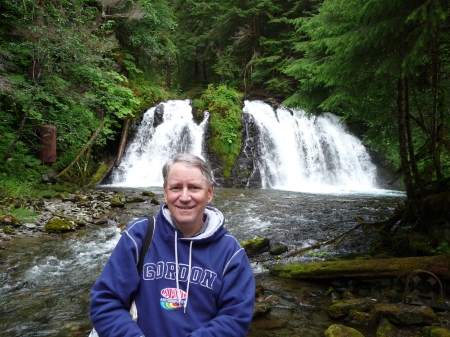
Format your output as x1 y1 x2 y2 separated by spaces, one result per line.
0 214 21 227
45 218 76 233
376 318 397 337
324 324 365 337
2 226 16 234
327 298 376 318
241 238 270 256
110 198 125 208
423 326 450 337
142 191 155 197
253 302 271 318
150 198 160 205
270 244 288 255
373 303 437 325
130 196 145 203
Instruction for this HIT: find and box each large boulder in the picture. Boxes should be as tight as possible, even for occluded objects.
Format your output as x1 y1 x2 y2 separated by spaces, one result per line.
373 303 437 325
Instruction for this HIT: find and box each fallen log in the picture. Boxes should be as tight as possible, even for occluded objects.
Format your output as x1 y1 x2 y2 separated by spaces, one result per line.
269 254 450 280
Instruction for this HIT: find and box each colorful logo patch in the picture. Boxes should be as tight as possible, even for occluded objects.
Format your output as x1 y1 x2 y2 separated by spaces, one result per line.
160 288 186 310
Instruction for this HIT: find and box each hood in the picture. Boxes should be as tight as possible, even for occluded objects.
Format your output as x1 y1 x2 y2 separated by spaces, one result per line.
160 204 227 243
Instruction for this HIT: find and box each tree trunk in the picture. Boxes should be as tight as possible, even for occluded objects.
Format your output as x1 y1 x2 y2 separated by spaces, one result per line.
405 77 424 197
115 117 131 167
269 254 450 280
397 76 415 201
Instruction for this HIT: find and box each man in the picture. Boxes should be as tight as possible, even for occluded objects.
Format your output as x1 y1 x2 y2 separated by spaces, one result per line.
90 153 255 336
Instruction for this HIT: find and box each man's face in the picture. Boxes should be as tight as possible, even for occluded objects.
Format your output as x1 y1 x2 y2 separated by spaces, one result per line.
163 162 214 237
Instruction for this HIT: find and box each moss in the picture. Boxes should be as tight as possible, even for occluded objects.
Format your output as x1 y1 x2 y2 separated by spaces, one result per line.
2 225 16 234
45 218 76 233
142 191 155 197
423 326 450 337
269 254 450 279
324 324 365 337
110 198 125 208
241 238 270 255
86 162 110 187
0 214 21 227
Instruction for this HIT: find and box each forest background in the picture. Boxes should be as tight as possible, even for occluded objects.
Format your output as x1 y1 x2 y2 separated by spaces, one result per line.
0 0 449 255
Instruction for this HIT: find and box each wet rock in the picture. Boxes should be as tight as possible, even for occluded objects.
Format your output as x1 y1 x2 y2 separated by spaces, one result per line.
327 298 377 318
150 198 160 205
142 191 155 197
45 218 76 233
331 291 342 303
423 326 450 337
129 196 145 203
342 291 355 300
269 243 288 255
345 310 376 326
376 318 397 337
110 198 125 208
241 237 270 256
373 303 437 325
265 295 279 302
0 214 21 227
253 302 271 318
324 324 365 337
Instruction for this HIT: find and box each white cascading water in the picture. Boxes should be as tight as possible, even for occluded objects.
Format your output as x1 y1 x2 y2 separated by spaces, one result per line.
243 100 378 193
106 99 378 193
108 100 209 187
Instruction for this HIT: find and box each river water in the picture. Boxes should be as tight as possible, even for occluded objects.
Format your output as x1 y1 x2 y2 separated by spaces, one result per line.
0 187 405 336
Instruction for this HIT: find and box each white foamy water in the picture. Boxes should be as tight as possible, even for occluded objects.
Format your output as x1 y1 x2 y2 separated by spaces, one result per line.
243 100 378 193
107 100 208 187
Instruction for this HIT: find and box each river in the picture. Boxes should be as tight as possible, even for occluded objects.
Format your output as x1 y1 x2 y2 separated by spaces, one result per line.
0 187 405 336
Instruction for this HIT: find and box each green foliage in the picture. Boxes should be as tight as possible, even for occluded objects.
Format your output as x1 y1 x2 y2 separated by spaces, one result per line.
194 85 243 177
431 241 450 255
0 0 174 183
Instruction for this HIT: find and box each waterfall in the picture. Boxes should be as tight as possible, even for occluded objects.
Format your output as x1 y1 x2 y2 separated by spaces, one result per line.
243 100 378 193
107 100 209 187
104 99 378 193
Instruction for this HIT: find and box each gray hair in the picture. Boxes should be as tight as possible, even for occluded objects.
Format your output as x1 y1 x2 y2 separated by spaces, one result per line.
162 153 214 186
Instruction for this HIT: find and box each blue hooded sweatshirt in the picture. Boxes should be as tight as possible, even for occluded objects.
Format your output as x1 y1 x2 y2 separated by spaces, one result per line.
90 204 255 337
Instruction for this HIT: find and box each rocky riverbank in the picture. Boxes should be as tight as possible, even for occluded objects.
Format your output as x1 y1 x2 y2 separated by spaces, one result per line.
0 188 162 247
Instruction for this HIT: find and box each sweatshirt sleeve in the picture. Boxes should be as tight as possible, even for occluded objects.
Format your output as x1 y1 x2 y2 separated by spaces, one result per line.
186 248 255 337
89 226 145 337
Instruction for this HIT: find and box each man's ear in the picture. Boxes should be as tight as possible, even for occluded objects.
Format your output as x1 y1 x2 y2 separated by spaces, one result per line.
207 183 214 203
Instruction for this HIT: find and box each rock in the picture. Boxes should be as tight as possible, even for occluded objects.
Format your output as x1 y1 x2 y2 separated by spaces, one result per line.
327 298 377 318
0 214 21 227
241 237 270 256
265 295 279 302
110 198 125 208
373 303 437 325
41 174 56 184
344 310 376 326
269 243 288 255
342 291 355 300
253 302 271 318
24 223 37 229
150 198 160 205
129 196 145 203
324 324 365 337
376 318 398 337
423 326 450 337
45 218 76 233
142 191 155 197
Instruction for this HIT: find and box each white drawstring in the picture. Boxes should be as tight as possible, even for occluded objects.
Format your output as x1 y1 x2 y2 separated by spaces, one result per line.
174 230 192 313
174 230 181 306
184 241 193 313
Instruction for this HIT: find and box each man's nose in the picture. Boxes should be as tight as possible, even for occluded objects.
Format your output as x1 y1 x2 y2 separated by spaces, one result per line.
180 187 191 201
